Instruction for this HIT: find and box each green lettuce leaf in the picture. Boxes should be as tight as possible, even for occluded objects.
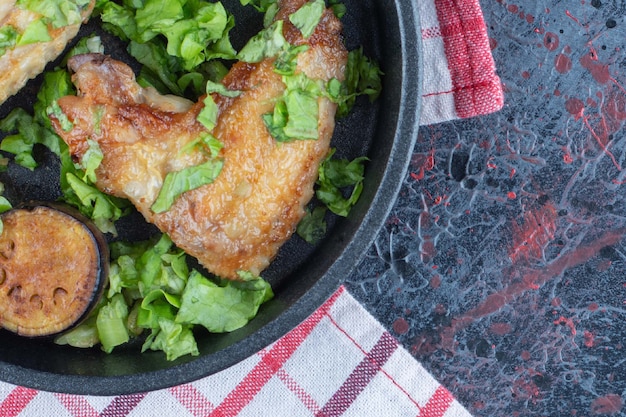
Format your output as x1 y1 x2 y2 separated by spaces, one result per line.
17 19 51 45
141 317 198 361
17 0 91 28
237 20 286 63
316 149 368 217
288 0 324 39
151 159 224 213
331 47 383 118
96 294 130 353
0 108 60 170
296 206 327 244
176 271 273 333
0 26 18 57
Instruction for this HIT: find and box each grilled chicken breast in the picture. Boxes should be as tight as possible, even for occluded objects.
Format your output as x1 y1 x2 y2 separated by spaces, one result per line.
0 0 95 105
51 0 348 280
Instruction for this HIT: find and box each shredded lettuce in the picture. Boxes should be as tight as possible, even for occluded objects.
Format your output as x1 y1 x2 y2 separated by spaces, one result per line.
0 26 18 57
330 47 383 118
316 149 368 217
16 0 91 28
64 172 127 234
237 20 286 63
288 0 325 39
296 150 368 242
197 80 241 130
239 0 276 13
96 293 130 353
328 0 346 19
296 206 327 245
80 139 104 183
176 271 273 333
56 234 272 361
17 19 51 45
99 0 236 74
262 73 323 142
151 159 224 213
0 108 60 170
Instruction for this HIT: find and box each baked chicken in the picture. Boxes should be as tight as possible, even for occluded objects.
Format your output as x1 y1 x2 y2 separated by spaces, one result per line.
0 0 94 105
50 0 348 280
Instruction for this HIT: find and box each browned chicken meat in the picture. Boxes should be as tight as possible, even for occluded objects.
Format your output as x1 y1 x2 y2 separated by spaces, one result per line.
0 0 95 105
50 0 348 280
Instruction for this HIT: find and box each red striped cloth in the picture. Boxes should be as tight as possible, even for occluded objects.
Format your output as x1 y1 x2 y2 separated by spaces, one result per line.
419 0 504 125
0 287 471 417
0 0 503 415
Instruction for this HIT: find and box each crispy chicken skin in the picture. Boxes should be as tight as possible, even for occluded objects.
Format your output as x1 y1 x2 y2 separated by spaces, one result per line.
0 0 95 105
51 0 348 280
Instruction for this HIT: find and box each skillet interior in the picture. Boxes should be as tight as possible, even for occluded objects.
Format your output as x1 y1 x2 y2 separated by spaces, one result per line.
0 0 421 395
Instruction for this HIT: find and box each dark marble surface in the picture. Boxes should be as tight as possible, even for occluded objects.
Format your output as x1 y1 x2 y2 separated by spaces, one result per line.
345 1 626 416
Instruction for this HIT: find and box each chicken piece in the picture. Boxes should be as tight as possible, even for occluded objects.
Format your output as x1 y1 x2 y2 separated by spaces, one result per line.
0 0 95 105
51 0 348 280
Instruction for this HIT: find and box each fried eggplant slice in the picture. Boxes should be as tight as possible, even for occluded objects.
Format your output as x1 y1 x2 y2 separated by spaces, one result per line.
0 204 108 337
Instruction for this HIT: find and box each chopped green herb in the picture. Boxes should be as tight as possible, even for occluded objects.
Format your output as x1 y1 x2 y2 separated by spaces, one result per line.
17 19 51 45
239 0 274 11
0 26 18 57
273 44 308 76
0 108 60 170
205 79 242 98
17 0 91 28
65 172 127 235
289 0 325 39
329 0 347 18
35 69 75 130
197 80 241 129
333 47 383 117
296 206 327 244
80 139 104 183
237 20 286 63
316 149 368 216
46 101 73 132
281 89 319 139
263 73 324 142
151 159 224 213
179 132 223 158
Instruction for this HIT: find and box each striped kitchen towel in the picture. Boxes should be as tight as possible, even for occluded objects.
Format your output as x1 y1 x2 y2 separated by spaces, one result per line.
0 286 471 417
419 0 504 125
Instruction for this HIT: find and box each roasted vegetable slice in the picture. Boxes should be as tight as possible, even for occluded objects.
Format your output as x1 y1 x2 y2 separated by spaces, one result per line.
0 203 108 337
